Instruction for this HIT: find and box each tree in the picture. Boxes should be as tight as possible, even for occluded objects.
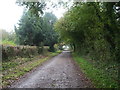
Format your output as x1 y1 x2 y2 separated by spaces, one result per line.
15 10 44 46
16 0 46 17
16 1 59 51
43 12 58 52
15 10 59 52
55 2 120 62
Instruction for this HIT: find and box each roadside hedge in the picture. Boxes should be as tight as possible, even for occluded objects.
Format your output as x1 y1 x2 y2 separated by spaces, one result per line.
2 45 49 61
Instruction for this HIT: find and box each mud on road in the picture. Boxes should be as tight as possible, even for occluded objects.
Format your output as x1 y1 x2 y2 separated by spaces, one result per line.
10 51 93 88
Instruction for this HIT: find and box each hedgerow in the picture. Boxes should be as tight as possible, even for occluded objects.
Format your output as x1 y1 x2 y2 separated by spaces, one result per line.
2 45 49 61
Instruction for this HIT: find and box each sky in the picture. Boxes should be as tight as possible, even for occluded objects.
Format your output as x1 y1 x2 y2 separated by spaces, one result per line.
0 0 67 32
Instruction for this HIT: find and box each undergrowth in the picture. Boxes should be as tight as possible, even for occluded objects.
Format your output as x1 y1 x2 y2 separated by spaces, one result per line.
72 53 119 88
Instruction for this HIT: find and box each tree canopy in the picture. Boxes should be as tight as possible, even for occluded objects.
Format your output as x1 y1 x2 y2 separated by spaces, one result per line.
54 2 120 62
15 7 58 51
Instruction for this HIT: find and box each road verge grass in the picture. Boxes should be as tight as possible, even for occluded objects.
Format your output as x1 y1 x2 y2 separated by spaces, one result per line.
72 53 119 88
2 51 61 88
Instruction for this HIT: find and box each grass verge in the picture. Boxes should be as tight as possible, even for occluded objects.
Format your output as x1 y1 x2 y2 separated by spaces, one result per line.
2 51 61 88
72 53 119 88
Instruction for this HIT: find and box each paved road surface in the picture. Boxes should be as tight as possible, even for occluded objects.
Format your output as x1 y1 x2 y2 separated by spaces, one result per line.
10 51 93 88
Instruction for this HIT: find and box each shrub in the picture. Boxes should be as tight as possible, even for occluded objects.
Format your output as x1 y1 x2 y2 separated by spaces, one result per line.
2 45 38 61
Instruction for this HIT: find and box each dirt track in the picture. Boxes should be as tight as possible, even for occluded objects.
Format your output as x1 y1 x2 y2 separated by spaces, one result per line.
10 51 93 88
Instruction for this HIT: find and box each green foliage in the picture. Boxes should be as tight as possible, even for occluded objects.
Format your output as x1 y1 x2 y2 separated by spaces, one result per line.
2 45 38 61
37 42 44 54
15 10 43 46
1 29 17 45
2 40 16 46
73 53 119 88
16 0 46 17
15 0 46 46
55 2 120 87
55 2 120 62
15 1 59 51
43 12 58 52
15 9 59 52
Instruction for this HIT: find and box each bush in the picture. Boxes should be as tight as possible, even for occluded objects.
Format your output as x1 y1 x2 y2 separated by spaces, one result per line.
2 45 39 61
2 45 50 61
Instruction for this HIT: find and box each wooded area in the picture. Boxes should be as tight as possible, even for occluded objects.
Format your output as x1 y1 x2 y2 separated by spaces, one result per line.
54 2 120 88
55 2 120 63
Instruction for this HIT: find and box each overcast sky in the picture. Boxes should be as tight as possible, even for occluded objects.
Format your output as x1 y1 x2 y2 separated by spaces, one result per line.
0 0 67 32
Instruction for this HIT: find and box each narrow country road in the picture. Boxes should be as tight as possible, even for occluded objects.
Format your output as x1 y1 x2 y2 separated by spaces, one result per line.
10 51 93 88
